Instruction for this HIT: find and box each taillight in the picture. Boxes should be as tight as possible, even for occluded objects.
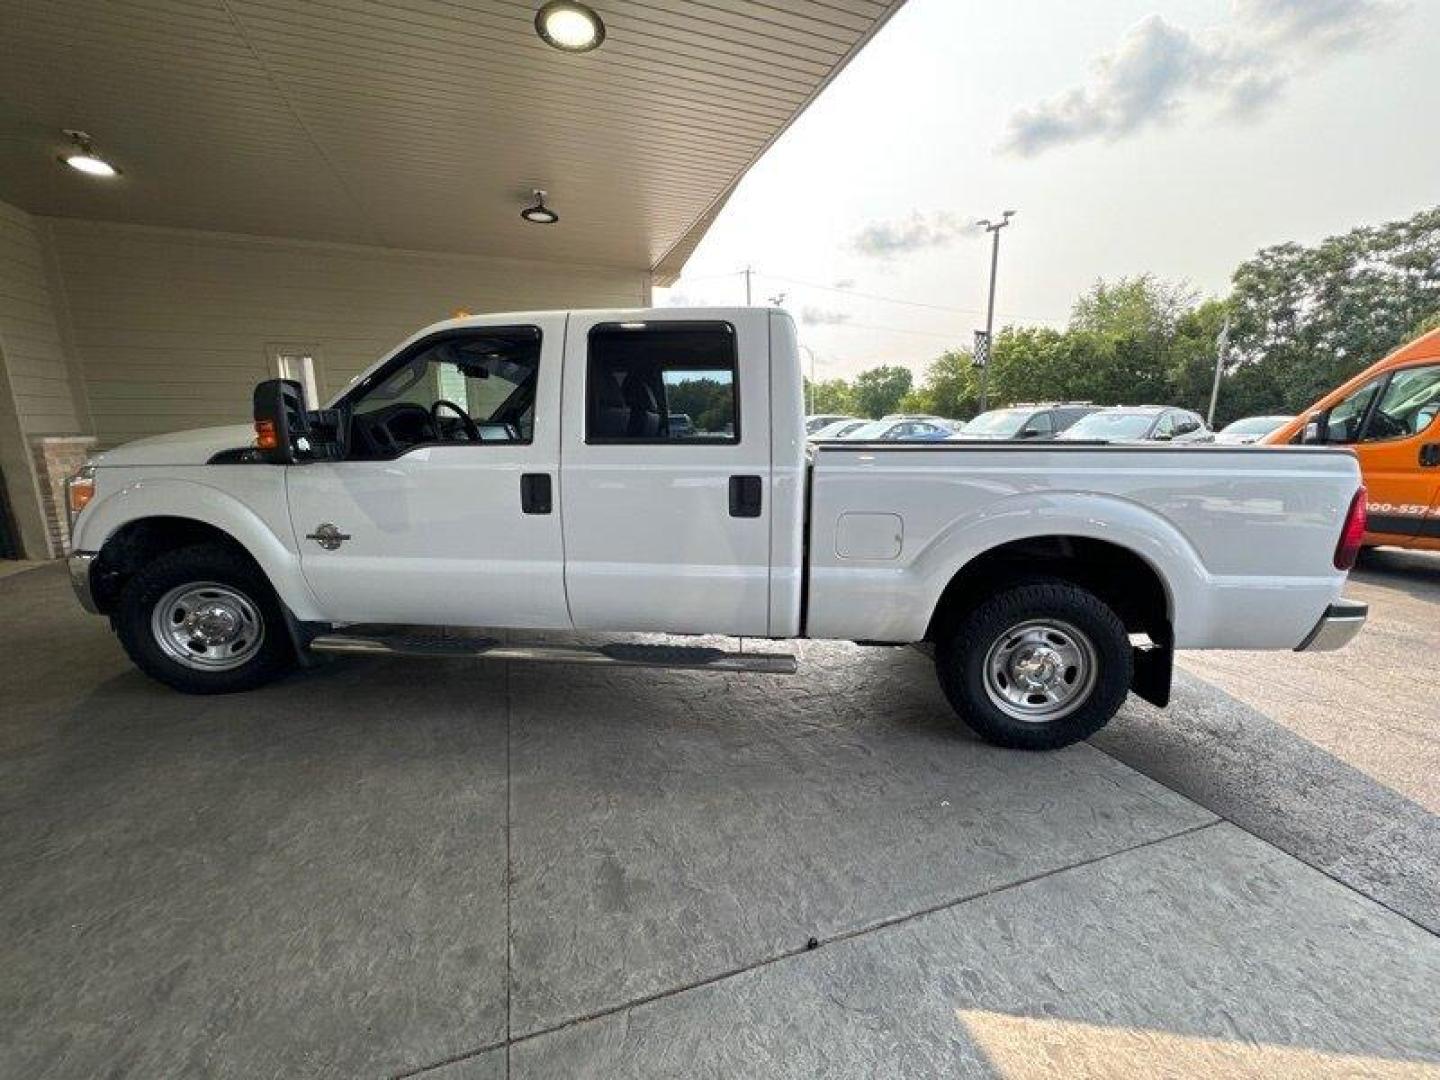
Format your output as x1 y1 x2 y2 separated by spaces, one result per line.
1334 487 1367 570
254 419 279 451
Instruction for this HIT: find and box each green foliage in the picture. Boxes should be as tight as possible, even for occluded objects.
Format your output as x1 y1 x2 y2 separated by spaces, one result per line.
809 206 1440 426
665 377 734 434
852 365 914 418
803 377 857 416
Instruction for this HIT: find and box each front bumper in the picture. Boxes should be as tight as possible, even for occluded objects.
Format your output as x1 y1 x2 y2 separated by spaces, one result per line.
68 551 101 614
1295 598 1368 652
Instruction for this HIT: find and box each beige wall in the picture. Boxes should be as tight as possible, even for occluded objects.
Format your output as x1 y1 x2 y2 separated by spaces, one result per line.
40 219 652 449
0 199 86 557
0 213 652 557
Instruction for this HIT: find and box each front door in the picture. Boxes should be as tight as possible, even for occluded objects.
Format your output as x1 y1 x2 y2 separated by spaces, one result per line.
559 311 774 636
1347 361 1440 543
286 317 571 628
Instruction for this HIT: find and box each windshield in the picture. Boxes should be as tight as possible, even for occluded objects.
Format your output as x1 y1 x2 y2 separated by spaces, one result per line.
964 409 1028 436
1060 412 1155 440
843 421 892 439
1221 416 1288 435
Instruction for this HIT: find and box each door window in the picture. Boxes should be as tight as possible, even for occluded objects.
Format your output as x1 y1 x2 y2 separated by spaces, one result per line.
1359 364 1440 442
1323 377 1383 444
587 322 739 443
344 327 542 457
1025 412 1053 435
1153 413 1175 440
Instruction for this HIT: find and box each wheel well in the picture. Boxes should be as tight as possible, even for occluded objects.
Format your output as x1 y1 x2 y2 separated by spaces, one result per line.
926 535 1171 645
91 517 257 614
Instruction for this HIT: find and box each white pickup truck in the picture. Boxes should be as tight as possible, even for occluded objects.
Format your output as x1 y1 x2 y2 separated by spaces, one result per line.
65 308 1368 749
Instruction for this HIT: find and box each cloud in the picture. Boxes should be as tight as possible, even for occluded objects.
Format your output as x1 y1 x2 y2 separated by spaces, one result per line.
849 211 980 258
1002 0 1404 157
800 306 850 326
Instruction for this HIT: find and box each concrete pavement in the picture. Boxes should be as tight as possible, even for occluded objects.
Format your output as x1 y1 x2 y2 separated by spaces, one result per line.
1 561 1437 1078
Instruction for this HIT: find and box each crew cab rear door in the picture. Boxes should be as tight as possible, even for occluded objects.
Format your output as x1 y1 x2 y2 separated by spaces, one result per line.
559 311 773 636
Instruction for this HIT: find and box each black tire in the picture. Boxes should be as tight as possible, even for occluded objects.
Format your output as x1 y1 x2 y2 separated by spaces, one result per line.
115 542 296 694
935 577 1132 750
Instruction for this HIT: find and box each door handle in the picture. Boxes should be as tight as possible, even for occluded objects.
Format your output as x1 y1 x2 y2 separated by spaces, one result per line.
521 473 552 514
1421 444 1440 467
728 475 763 518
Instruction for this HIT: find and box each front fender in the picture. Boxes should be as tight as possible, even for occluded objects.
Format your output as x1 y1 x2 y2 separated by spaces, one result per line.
73 470 323 621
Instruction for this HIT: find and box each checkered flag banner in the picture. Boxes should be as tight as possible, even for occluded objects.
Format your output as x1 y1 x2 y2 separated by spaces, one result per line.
972 330 991 369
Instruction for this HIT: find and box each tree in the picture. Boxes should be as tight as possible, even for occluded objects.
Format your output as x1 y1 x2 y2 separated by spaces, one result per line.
803 377 857 416
1227 207 1440 413
906 350 980 418
852 365 914 418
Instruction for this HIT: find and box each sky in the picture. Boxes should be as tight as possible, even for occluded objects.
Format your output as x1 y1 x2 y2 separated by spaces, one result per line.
654 0 1440 384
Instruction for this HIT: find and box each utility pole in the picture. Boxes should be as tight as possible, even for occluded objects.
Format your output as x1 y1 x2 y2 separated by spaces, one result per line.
1208 317 1231 428
976 211 1016 413
800 344 817 413
744 265 753 305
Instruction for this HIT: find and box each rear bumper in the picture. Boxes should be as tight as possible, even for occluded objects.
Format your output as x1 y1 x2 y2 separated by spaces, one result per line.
68 551 101 614
1295 598 1368 652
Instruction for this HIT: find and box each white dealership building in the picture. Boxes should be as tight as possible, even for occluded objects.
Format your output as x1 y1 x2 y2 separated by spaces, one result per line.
0 0 904 559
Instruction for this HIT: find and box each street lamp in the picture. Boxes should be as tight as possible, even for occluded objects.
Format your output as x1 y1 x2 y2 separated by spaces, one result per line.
975 210 1016 413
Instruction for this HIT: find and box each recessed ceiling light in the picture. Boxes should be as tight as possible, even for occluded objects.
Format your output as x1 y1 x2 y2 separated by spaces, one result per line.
535 1 605 53
521 190 559 225
59 129 119 177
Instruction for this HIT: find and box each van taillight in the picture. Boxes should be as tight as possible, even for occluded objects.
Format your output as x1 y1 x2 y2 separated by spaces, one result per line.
1335 487 1367 570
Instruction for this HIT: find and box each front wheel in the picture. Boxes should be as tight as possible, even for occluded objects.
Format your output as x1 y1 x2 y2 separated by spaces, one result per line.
935 578 1132 750
116 543 296 694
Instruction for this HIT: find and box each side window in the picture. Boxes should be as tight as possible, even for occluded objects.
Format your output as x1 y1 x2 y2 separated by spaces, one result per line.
587 322 739 444
1027 412 1053 435
1174 413 1201 435
1359 364 1440 442
1323 377 1383 444
1153 413 1175 439
345 327 542 455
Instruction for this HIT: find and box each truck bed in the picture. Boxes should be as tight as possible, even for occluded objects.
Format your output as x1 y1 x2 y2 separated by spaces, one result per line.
804 441 1361 649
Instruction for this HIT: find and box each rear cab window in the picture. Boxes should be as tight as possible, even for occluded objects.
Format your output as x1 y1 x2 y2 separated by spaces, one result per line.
586 322 739 444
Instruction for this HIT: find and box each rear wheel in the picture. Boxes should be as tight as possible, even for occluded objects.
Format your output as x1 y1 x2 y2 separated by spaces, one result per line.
116 543 296 694
935 578 1132 750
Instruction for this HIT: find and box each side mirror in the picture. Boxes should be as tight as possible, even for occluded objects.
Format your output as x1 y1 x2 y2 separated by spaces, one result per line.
252 379 341 463
1018 427 1039 439
1300 410 1328 445
1153 431 1173 442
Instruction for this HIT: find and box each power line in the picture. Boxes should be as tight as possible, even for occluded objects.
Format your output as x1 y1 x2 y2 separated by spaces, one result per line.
761 272 1067 326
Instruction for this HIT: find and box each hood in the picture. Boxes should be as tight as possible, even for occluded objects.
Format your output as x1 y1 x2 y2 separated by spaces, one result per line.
92 424 256 467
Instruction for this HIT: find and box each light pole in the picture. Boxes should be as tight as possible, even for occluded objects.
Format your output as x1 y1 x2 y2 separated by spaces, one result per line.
976 210 1016 413
800 344 818 414
1207 317 1231 428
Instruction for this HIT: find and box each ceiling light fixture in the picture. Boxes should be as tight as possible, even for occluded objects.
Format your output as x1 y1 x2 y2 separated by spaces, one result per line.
534 1 605 53
59 130 119 177
521 190 559 225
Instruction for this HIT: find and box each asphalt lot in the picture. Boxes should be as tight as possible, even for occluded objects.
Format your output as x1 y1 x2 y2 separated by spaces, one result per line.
2 560 1437 1078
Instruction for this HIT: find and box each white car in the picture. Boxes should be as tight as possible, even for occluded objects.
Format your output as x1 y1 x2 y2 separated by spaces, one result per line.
1215 415 1295 445
805 413 854 435
807 418 869 440
65 307 1367 750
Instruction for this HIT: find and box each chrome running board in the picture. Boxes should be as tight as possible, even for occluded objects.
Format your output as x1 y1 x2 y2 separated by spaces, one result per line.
308 633 798 675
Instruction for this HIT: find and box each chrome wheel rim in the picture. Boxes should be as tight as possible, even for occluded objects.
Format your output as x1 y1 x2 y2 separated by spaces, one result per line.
982 619 1097 723
151 582 264 671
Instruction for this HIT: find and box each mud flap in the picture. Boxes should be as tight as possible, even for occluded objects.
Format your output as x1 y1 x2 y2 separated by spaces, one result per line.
1131 627 1173 708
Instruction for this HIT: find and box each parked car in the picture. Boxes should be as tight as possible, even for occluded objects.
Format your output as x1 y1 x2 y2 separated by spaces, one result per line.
1059 406 1212 443
956 403 1098 441
842 418 953 441
1214 415 1293 445
808 418 869 440
64 307 1366 751
805 413 854 435
1265 327 1440 551
668 413 696 438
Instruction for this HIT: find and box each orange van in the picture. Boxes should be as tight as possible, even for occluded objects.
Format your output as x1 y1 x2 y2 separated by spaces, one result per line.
1265 328 1440 551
